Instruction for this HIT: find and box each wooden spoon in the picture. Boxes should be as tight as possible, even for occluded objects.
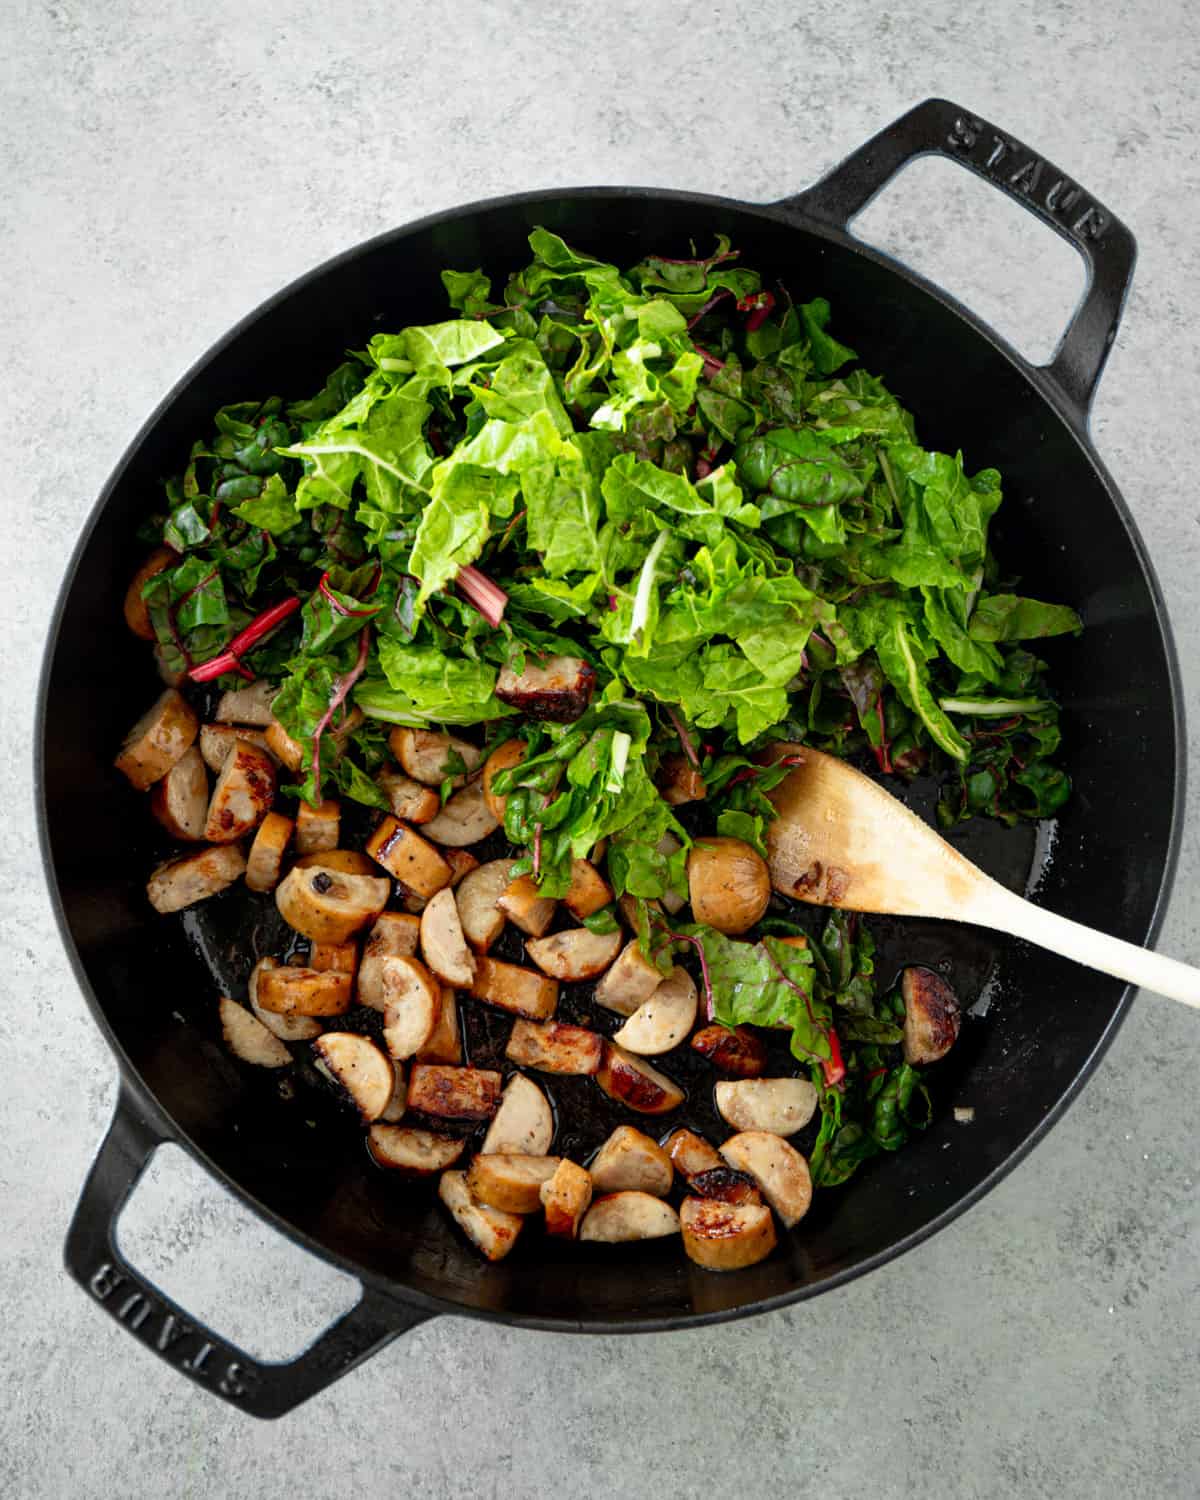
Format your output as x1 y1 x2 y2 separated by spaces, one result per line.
763 743 1200 1009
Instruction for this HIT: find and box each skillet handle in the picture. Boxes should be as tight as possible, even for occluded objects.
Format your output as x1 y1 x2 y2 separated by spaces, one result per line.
64 1087 431 1419
776 96 1136 418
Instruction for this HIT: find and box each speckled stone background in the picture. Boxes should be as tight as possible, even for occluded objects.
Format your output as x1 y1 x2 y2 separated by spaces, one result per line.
4 2 1198 1494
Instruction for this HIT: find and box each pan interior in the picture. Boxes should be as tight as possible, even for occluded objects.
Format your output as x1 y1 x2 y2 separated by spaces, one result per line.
41 192 1178 1325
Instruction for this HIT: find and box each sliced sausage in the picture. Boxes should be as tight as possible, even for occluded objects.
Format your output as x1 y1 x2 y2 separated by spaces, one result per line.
563 858 612 921
481 1074 554 1155
438 1170 523 1262
657 752 706 806
367 1123 463 1175
481 737 527 822
199 723 273 772
417 988 463 1065
357 912 422 1010
294 798 340 856
214 679 278 726
204 741 276 843
455 859 511 953
116 688 199 790
540 1159 593 1238
611 967 698 1055
505 1020 603 1076
218 996 291 1069
149 745 208 841
719 1131 813 1228
248 956 322 1042
380 1061 408 1123
689 1166 762 1207
366 817 452 899
687 837 770 935
589 1126 673 1197
146 843 245 913
256 965 353 1017
525 926 622 982
274 865 390 943
390 728 483 787
123 546 175 639
470 957 558 1020
679 1196 777 1271
294 848 377 875
408 1064 501 1122
466 1153 562 1215
902 966 962 1065
378 769 440 824
664 1128 723 1183
714 1078 818 1136
690 1024 768 1078
443 849 479 886
379 957 443 1059
580 1192 680 1243
495 654 596 722
594 1043 684 1115
420 778 500 847
312 1033 393 1122
263 717 304 772
495 874 556 937
308 940 357 974
419 887 477 987
593 940 665 1017
245 810 294 893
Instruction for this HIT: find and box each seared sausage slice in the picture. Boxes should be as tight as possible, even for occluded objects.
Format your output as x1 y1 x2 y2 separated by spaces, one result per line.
540 1159 592 1238
689 1167 762 1207
218 996 291 1069
377 769 440 824
249 956 323 1042
294 798 339 856
312 1033 393 1122
481 737 527 822
256 965 353 1017
214 679 278 726
657 752 706 806
690 1024 768 1078
149 745 208 841
563 858 612 921
379 957 443 1059
263 717 304 772
366 817 452 899
664 1128 722 1183
367 1123 464 1175
308 940 357 974
438 1170 523 1262
470 958 558 1020
505 1020 603 1076
204 741 276 843
594 1043 684 1115
481 1074 553 1155
580 1192 680 1243
495 654 596 722
719 1131 812 1228
687 837 770 935
408 1064 501 1122
417 987 463 1065
146 844 245 913
116 688 199 790
455 858 511 953
357 912 422 1010
589 1126 673 1197
611 967 698 1055
245 811 295 893
420 887 477 987
714 1078 817 1136
275 865 390 943
420 779 500 847
680 1196 777 1271
443 849 479 886
593 940 665 1017
902 966 961 1064
525 926 622 982
380 1061 408 1123
294 849 377 875
466 1153 561 1214
199 723 272 772
123 546 175 639
495 874 556 937
390 728 482 787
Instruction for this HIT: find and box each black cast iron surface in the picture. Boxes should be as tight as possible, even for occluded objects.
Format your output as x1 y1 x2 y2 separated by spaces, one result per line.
38 99 1184 1417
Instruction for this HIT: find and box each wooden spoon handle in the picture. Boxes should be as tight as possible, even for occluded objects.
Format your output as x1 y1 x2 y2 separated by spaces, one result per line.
969 882 1200 1010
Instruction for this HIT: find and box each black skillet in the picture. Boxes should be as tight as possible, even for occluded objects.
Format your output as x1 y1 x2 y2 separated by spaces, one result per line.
37 98 1185 1417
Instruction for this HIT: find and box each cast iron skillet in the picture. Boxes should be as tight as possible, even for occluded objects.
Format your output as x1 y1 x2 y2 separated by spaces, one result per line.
38 98 1185 1418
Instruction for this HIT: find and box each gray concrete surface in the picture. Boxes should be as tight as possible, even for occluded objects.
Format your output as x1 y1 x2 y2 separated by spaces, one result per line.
3 2 1198 1494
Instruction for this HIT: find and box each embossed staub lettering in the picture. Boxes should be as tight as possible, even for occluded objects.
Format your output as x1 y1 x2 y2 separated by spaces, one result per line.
945 113 1108 241
87 1261 259 1403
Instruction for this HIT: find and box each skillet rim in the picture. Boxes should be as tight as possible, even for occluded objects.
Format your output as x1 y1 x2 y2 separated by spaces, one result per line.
35 182 1187 1332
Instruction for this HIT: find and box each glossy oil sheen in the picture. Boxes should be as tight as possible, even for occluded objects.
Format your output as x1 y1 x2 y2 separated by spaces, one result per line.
40 188 1182 1331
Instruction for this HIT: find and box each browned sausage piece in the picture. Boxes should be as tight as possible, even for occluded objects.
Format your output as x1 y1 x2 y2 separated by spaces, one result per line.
524 927 622 982
469 958 558 1020
366 816 452 899
690 1024 768 1078
505 1019 603 1076
589 1126 673 1196
245 810 294 893
495 654 596 722
204 741 276 843
438 1170 523 1261
308 940 358 974
658 752 706 806
116 688 199 791
367 1124 464 1175
580 1192 680 1243
256 965 353 1017
264 718 304 772
563 858 613 921
294 849 377 876
377 769 440 824
495 874 556 937
679 1196 777 1271
416 988 463 1065
443 849 479 887
594 1043 684 1116
390 728 483 787
294 798 340 856
664 1128 723 1183
312 1033 394 1122
199 723 273 773
149 745 208 842
466 1153 561 1214
719 1131 812 1228
274 865 390 943
218 996 292 1069
408 1064 501 1122
123 547 176 639
147 844 245 913
902 966 962 1064
688 1167 762 1207
357 912 422 1009
214 679 278 726
540 1159 593 1238
481 737 527 822
455 858 512 954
